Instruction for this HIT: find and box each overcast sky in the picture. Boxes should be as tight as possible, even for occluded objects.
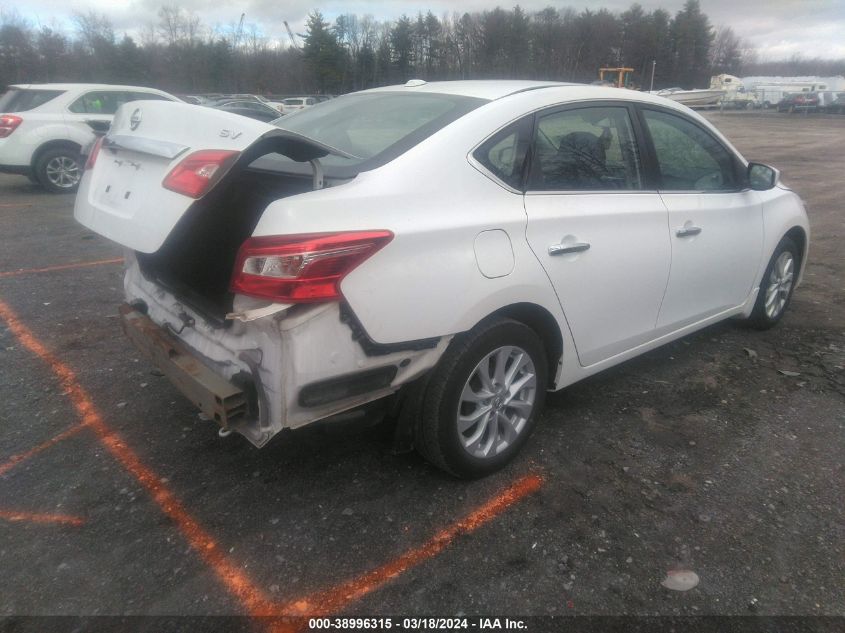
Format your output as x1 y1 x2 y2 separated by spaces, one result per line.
7 0 845 61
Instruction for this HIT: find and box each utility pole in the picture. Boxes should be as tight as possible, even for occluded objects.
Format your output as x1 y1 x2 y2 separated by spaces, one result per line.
650 60 656 92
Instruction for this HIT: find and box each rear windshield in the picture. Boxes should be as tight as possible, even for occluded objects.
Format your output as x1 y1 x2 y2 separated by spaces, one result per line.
283 99 304 105
267 92 486 174
0 88 65 112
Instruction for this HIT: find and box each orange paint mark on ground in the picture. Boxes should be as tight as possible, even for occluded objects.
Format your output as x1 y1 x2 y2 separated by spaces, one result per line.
0 258 123 279
1 295 544 622
0 298 275 617
0 510 85 527
0 423 87 477
280 473 544 616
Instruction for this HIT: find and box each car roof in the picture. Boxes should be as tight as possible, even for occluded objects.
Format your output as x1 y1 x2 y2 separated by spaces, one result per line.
359 80 574 100
356 80 719 113
8 83 170 93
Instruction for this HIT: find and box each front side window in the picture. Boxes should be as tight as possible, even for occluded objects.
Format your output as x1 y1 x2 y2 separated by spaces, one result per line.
642 109 739 191
529 106 642 191
68 91 133 115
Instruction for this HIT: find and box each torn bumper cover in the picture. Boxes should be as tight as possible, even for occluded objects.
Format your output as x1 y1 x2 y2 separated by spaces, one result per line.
119 304 250 427
119 255 451 449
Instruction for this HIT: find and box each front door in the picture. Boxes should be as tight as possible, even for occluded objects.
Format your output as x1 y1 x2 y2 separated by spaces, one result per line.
638 108 764 330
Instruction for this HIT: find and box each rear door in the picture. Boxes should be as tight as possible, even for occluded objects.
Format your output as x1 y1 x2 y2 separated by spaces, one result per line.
522 103 671 366
637 107 763 330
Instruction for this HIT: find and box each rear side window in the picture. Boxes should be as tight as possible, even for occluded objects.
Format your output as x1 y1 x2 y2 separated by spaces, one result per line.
642 109 739 191
0 89 65 112
529 106 642 191
472 117 532 190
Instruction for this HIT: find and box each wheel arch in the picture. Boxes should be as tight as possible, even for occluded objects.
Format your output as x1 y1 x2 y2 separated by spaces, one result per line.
483 302 564 383
30 139 83 170
783 225 807 267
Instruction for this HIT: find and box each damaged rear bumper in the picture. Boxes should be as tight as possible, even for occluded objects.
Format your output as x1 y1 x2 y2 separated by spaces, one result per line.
120 254 450 448
120 304 249 427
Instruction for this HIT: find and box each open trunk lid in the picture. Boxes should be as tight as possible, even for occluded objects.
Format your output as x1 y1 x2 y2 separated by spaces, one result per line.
74 100 352 253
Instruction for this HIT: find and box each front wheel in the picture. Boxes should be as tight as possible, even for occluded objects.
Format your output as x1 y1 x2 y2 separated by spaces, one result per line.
35 148 82 193
745 237 800 330
415 317 547 478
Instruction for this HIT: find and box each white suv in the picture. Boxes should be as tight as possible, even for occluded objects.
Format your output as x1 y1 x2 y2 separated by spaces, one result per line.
0 83 177 193
279 97 317 114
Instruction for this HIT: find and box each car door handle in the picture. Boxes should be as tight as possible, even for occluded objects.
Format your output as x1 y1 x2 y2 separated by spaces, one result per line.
548 242 590 255
675 226 702 237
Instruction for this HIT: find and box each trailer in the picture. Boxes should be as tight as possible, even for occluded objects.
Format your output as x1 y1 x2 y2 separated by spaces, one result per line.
751 81 829 109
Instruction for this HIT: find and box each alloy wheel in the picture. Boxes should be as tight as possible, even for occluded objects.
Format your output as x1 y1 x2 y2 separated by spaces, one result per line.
456 345 537 459
44 156 80 189
764 251 794 319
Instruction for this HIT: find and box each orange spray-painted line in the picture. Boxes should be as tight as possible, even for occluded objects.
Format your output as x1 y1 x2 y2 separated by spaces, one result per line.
0 258 123 279
0 298 276 616
0 510 85 527
280 473 544 616
0 423 87 477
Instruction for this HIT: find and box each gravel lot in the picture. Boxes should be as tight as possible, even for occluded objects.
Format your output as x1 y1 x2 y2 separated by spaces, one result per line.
0 111 842 622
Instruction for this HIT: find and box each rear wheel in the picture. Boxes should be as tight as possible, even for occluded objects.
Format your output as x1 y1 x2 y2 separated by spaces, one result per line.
415 317 547 478
35 148 82 193
746 237 799 330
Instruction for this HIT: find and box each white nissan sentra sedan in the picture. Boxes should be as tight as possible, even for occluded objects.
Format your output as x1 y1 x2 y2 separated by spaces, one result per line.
74 80 809 477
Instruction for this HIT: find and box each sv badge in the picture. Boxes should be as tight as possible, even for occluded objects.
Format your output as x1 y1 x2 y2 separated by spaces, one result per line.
219 129 242 139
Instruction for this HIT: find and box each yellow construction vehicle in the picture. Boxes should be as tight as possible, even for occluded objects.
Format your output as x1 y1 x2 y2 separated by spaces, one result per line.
598 67 635 88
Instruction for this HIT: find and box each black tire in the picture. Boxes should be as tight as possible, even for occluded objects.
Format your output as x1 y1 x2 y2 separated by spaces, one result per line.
415 317 547 478
745 237 800 330
34 147 82 194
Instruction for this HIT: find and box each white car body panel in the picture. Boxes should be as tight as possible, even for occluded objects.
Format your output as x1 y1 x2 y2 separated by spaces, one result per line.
73 81 810 450
524 192 671 366
656 190 764 329
75 101 276 252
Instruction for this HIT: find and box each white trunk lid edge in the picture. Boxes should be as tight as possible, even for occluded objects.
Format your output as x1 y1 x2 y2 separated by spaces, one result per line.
74 100 352 254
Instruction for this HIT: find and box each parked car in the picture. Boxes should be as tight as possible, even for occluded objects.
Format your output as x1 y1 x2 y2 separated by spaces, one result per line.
0 83 177 192
279 96 317 114
74 80 808 477
828 93 845 114
777 92 820 112
178 95 207 105
223 93 284 112
819 91 845 113
211 99 282 122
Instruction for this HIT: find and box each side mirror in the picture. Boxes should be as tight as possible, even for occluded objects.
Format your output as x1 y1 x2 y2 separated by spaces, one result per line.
747 162 780 191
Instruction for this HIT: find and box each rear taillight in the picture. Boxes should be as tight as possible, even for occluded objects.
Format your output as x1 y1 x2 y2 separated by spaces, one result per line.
0 114 22 138
230 231 394 303
162 149 239 198
85 136 105 170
